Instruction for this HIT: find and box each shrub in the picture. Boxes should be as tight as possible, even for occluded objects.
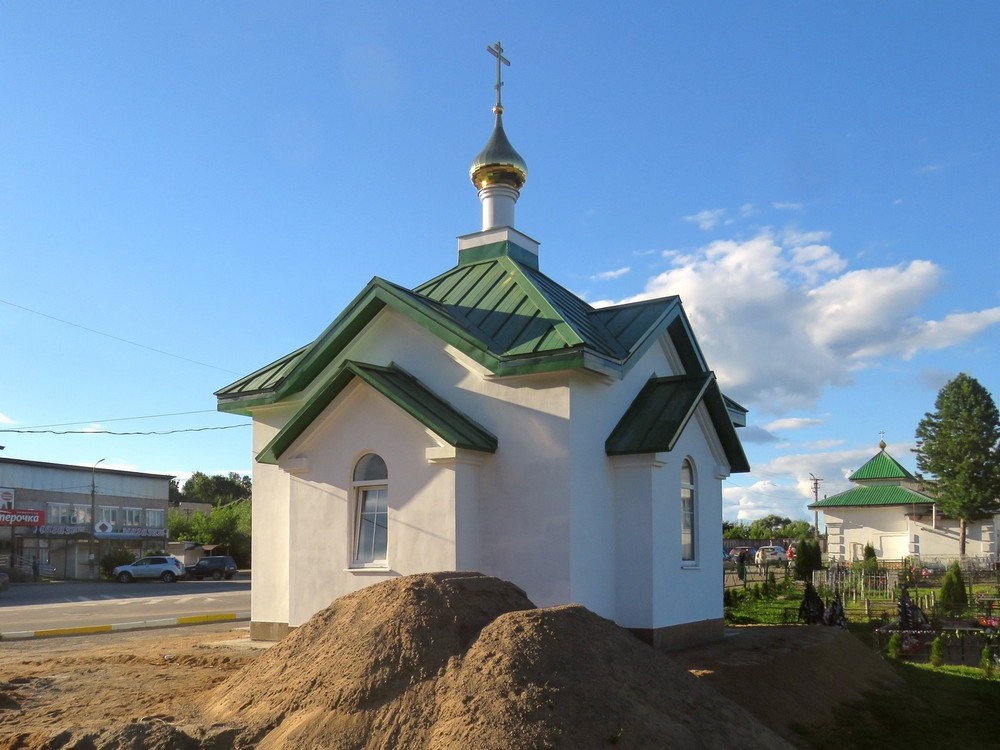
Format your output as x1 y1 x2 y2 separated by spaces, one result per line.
100 547 137 579
887 632 903 660
939 561 969 616
793 538 823 581
855 543 879 573
929 636 945 667
981 646 995 679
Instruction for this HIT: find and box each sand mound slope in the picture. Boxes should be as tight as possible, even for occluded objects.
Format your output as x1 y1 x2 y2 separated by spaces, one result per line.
208 572 793 749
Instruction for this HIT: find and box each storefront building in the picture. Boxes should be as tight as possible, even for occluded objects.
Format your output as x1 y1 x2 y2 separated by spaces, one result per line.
0 457 172 579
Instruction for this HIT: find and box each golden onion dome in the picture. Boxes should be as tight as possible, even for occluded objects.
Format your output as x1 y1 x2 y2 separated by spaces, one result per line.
470 106 528 190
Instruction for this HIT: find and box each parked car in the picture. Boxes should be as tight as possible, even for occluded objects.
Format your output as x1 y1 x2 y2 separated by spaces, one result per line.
723 550 736 570
0 570 9 592
754 545 786 566
185 555 238 581
113 556 185 583
729 547 754 565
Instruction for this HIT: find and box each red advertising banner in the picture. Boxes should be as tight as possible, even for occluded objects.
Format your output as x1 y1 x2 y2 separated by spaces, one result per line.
0 508 46 526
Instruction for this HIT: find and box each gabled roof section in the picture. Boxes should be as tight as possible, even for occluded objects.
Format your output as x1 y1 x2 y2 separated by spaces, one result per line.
849 447 916 482
809 484 933 509
218 255 705 414
605 373 750 473
256 361 497 465
215 346 309 405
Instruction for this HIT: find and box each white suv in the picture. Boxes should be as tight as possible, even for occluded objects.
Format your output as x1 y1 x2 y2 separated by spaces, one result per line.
113 556 185 583
754 546 786 567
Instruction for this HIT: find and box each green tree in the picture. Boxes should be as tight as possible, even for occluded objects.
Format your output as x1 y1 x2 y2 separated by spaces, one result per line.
168 501 251 567
722 521 750 539
747 514 790 539
781 519 813 540
980 645 995 679
793 538 823 581
182 471 252 507
858 542 878 573
930 636 945 667
939 561 968 616
914 373 1000 555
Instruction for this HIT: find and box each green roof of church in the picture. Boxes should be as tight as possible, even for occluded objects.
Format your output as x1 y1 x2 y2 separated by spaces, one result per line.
809 484 932 509
216 253 703 410
848 446 916 482
809 441 929 509
218 247 747 472
605 373 750 472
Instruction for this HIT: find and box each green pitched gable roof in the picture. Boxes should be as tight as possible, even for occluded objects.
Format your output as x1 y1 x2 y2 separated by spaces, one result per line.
605 373 750 473
809 484 932 509
256 361 497 465
216 254 705 413
849 449 916 482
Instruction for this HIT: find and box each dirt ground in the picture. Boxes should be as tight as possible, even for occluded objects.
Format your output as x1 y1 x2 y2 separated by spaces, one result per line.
0 573 901 750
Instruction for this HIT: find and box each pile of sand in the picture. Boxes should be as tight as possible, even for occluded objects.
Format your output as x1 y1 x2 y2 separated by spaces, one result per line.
204 571 793 749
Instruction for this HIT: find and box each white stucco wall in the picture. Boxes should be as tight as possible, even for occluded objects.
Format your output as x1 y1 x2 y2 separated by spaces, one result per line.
280 380 465 627
249 404 295 627
248 305 736 634
649 407 726 629
823 506 998 562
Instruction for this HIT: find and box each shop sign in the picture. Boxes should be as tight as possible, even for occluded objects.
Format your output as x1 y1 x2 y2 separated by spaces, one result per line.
0 508 45 526
0 488 14 509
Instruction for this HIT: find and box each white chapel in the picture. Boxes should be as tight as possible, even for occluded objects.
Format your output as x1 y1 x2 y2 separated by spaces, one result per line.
216 43 750 648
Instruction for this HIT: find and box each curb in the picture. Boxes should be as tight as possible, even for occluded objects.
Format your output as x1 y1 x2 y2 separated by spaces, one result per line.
1 611 251 641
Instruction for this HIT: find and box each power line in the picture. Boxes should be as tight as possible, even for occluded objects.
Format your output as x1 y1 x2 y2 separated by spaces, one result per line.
0 297 242 375
13 410 223 430
0 425 248 436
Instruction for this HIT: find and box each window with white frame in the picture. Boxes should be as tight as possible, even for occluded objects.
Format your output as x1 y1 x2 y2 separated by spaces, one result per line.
146 508 165 528
123 507 142 527
681 458 696 562
99 507 118 526
352 453 388 567
48 503 71 524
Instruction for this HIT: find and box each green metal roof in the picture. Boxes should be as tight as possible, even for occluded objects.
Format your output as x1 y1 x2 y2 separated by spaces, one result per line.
256 361 497 465
809 484 933 509
605 373 750 473
849 449 916 482
217 254 701 412
217 249 747 473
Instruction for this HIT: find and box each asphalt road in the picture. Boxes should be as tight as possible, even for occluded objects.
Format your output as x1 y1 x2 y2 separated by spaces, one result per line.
0 579 250 637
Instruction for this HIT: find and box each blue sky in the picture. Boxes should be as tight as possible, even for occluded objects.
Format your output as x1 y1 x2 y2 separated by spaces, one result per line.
2 3 998 524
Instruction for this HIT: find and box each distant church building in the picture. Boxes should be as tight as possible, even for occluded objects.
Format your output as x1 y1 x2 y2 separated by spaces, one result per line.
811 440 998 565
217 44 749 648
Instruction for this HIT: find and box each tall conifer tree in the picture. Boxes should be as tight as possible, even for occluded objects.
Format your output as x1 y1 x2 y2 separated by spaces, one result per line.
914 373 1000 555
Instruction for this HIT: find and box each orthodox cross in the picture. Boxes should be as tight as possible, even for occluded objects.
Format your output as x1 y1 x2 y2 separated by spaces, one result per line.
486 41 510 110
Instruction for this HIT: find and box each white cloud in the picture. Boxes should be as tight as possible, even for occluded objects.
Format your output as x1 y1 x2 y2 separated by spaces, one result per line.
764 417 824 432
773 201 802 211
0 412 13 425
683 208 725 231
590 267 630 281
739 203 758 218
612 229 1000 416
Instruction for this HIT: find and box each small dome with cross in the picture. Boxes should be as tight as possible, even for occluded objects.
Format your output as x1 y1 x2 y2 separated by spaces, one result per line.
470 42 527 191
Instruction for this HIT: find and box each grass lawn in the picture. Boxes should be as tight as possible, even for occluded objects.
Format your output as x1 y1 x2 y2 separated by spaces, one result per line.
726 577 1000 747
792 653 1000 749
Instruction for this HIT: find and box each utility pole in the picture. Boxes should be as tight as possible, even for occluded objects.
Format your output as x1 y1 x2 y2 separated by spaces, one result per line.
809 473 822 540
89 458 105 579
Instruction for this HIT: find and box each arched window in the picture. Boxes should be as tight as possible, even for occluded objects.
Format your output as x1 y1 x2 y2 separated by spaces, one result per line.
680 458 696 562
352 454 388 566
